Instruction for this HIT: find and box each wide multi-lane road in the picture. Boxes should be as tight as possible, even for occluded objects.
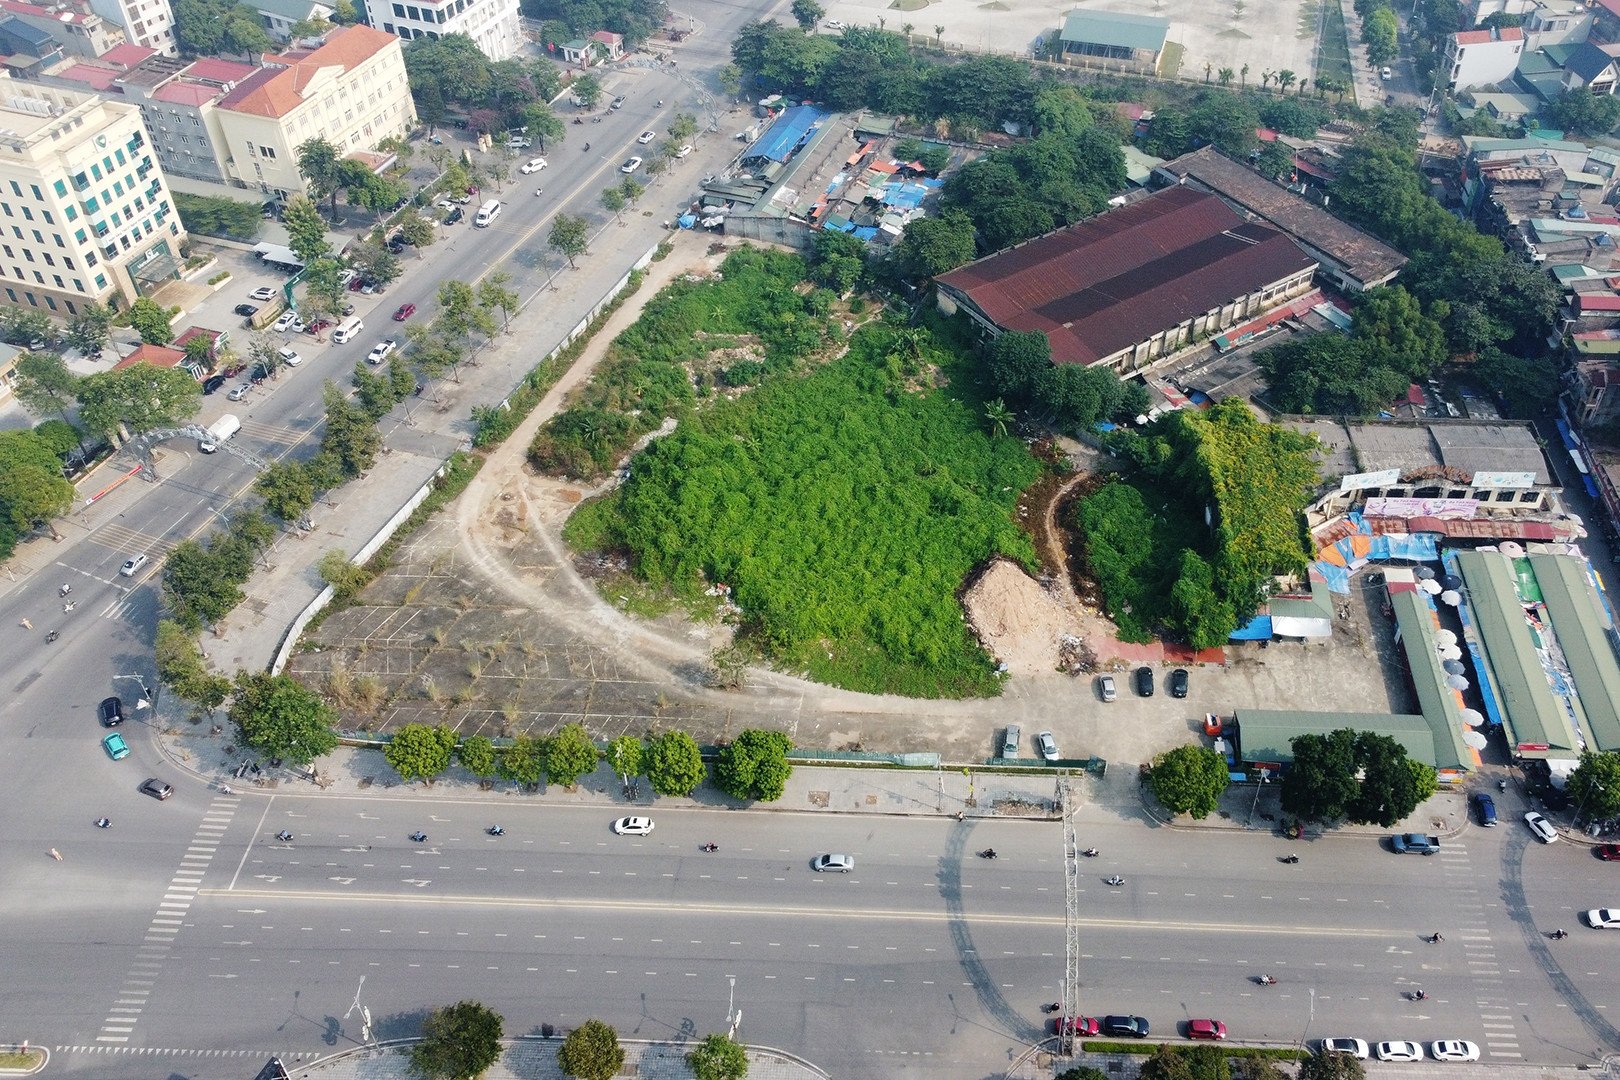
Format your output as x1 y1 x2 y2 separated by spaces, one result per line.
8 785 1616 1078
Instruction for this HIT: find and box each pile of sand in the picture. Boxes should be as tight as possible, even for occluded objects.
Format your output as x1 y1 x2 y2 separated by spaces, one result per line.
962 559 1084 675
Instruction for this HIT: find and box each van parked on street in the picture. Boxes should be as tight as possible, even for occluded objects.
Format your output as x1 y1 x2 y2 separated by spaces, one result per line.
332 315 364 344
474 199 501 227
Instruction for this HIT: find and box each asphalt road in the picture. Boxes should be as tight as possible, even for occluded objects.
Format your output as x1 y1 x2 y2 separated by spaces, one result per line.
5 785 1617 1079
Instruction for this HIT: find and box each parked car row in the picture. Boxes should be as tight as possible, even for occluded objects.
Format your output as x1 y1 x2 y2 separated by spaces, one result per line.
1322 1039 1480 1063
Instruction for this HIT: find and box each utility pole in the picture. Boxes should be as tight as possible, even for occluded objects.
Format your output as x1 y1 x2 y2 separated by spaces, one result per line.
725 975 742 1039
344 975 373 1045
1059 771 1079 1056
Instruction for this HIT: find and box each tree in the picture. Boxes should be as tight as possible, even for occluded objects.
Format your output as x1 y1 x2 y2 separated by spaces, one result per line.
316 548 371 601
385 723 459 784
282 194 331 265
809 229 865 294
668 112 698 143
1545 89 1620 136
0 429 75 543
478 271 520 331
572 73 603 110
398 210 437 254
557 1019 624 1080
1565 750 1620 823
645 730 705 796
601 187 627 215
174 192 264 242
714 729 793 802
154 619 231 711
891 212 976 278
76 362 202 439
411 1000 503 1080
12 351 81 430
544 722 600 787
608 734 645 782
1281 729 1360 821
162 538 245 630
548 214 589 268
0 307 53 347
517 100 565 152
1298 1047 1367 1080
229 672 340 764
296 137 343 216
320 381 382 478
497 734 546 786
128 297 175 345
348 238 402 288
65 302 114 357
687 1034 748 1080
791 0 823 29
1148 745 1229 819
256 459 317 521
458 734 498 779
1363 7 1398 64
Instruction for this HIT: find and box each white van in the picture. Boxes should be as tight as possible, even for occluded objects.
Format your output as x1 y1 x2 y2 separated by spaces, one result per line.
332 315 363 344
474 199 501 227
199 413 240 453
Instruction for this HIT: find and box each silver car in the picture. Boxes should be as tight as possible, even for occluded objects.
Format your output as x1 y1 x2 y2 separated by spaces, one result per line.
812 853 853 873
1035 731 1059 761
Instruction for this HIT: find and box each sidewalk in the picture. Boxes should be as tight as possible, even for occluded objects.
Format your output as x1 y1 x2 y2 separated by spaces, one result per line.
283 1036 826 1080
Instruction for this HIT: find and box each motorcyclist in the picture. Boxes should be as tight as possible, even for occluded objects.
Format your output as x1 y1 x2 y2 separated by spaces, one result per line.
95 817 110 829
1430 932 1444 943
1106 874 1124 886
1553 928 1568 939
1414 989 1427 1000
1082 848 1099 857
1259 975 1276 985
59 583 71 596
410 831 428 843
488 825 504 836
276 830 293 842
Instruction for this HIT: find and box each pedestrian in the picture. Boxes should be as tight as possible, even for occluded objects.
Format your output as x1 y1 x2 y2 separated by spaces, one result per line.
20 617 32 630
48 848 62 861
956 810 965 822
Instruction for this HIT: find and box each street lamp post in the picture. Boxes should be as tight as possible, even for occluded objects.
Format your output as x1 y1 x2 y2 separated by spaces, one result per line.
114 673 154 710
725 975 742 1039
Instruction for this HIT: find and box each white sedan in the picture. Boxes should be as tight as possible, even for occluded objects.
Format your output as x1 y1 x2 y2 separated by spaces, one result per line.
1586 907 1620 928
1430 1041 1480 1063
277 346 303 367
366 339 397 365
1319 1039 1368 1059
612 816 654 836
1375 1042 1425 1062
637 130 656 144
1524 810 1558 843
620 157 643 174
674 144 694 158
520 157 547 174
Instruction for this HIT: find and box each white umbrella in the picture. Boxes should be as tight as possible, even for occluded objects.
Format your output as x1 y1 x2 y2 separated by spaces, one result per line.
1416 566 1437 580
1459 708 1485 727
1446 674 1469 690
1500 542 1525 559
1420 578 1443 595
1436 629 1458 647
1441 645 1463 661
1441 590 1461 606
1462 729 1488 750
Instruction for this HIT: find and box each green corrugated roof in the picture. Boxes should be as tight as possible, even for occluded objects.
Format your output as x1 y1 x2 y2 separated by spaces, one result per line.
1389 589 1472 770
1455 550 1580 754
1234 709 1439 767
1529 553 1620 751
1059 10 1169 51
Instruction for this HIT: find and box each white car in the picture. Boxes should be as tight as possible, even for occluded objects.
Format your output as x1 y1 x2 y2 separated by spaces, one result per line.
612 816 654 836
227 384 251 401
506 137 531 149
271 310 298 333
1319 1039 1369 1059
520 157 548 174
637 130 656 144
277 346 303 367
1380 66 1392 80
1430 1041 1480 1063
1035 730 1059 761
366 339 397 365
620 156 643 174
674 144 694 158
248 285 276 302
337 269 358 287
824 18 845 29
1586 907 1620 928
119 553 149 577
1375 1042 1425 1062
1524 810 1558 843
813 853 854 872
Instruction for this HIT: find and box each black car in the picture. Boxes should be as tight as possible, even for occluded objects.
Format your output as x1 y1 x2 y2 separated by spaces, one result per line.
1135 666 1155 697
1471 792 1498 827
1102 1015 1150 1038
233 303 259 317
1169 668 1189 698
98 696 124 727
444 206 463 225
202 374 227 395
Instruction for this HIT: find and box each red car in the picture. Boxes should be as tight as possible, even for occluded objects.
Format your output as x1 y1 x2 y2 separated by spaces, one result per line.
393 303 416 321
304 318 332 335
1056 1016 1100 1036
1187 1019 1227 1041
1597 844 1620 861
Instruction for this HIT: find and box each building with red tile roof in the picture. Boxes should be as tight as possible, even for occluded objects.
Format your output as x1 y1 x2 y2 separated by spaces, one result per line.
0 0 123 57
934 186 1318 375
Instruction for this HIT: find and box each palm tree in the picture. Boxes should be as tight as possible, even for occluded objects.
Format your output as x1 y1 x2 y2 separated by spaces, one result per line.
1204 61 1213 83
1240 63 1250 88
1261 69 1274 89
1217 67 1235 88
1277 69 1296 94
985 398 1013 439
901 21 913 38
934 23 944 44
877 15 885 28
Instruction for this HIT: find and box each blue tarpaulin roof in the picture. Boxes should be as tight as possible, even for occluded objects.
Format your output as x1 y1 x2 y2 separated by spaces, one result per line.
745 105 826 164
1230 615 1274 641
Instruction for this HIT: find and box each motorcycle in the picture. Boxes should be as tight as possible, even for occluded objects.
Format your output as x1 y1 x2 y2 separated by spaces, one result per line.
1280 853 1300 864
572 117 583 125
59 583 72 597
700 842 719 852
584 143 591 151
45 630 59 643
1041 1002 1061 1014
1082 848 1099 858
1408 990 1427 1001
1428 933 1444 943
1551 929 1568 940
1499 779 1508 792
276 830 294 842
1105 875 1124 886
487 825 504 836
1257 975 1277 986
410 831 428 843
978 848 998 860
95 817 111 829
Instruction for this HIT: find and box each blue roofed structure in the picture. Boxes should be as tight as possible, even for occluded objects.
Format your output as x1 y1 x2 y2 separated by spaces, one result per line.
743 105 827 165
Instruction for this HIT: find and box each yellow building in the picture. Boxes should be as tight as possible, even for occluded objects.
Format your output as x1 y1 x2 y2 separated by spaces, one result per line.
0 71 185 317
215 25 416 196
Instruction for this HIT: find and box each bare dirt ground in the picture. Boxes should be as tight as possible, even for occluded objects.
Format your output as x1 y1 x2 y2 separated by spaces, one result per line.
293 236 1410 769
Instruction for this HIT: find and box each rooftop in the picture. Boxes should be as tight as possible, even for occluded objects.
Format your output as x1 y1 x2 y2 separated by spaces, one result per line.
935 185 1317 367
101 42 155 66
1154 146 1408 286
184 56 255 83
1058 10 1170 51
1286 418 1551 484
218 23 396 118
0 0 95 26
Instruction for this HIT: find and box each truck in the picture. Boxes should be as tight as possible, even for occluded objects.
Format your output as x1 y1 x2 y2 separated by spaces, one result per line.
198 413 240 453
1390 833 1441 855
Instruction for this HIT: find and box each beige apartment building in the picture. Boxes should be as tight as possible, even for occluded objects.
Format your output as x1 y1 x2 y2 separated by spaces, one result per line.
215 24 415 195
86 0 176 55
0 71 185 318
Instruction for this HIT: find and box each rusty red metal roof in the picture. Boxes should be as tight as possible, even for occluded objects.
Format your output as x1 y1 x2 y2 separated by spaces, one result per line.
934 186 1317 366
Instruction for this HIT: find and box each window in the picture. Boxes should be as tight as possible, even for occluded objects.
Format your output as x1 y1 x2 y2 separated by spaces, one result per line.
260 145 276 159
23 251 33 263
65 206 77 222
43 212 53 226
74 228 87 244
52 275 63 288
21 208 32 222
90 163 102 181
29 184 42 200
53 179 67 197
94 273 106 289
8 181 20 197
46 297 57 311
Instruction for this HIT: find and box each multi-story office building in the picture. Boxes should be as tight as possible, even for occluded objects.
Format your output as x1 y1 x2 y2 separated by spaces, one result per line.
0 72 185 317
215 24 415 194
0 0 125 58
370 0 520 61
86 0 176 54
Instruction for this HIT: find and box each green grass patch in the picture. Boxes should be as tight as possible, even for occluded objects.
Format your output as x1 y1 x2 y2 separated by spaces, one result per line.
569 319 1041 698
1079 1041 1305 1060
0 1048 44 1068
1316 0 1353 85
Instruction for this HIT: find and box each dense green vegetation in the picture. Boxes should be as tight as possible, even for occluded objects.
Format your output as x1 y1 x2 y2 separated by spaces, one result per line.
1078 400 1318 647
1281 729 1438 826
564 278 1042 696
523 0 666 44
174 193 265 243
403 35 562 135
